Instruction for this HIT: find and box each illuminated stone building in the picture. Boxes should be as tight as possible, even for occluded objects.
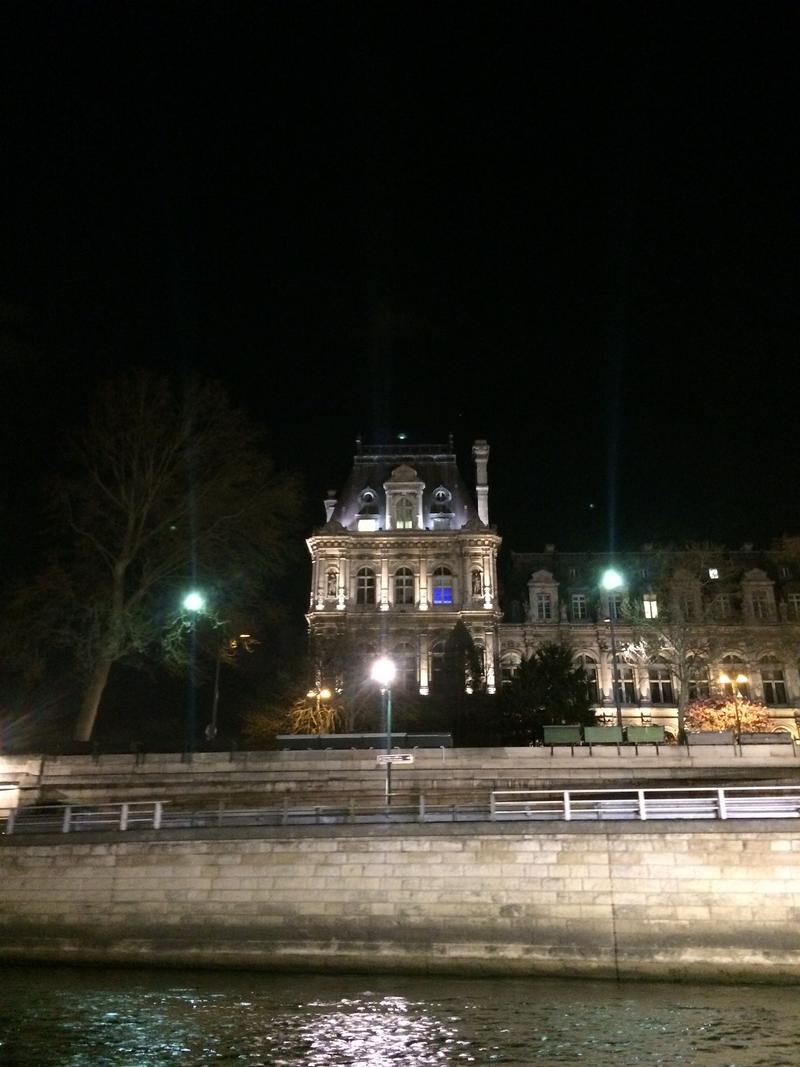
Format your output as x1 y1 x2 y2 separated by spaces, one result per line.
501 545 800 737
308 438 800 736
306 437 502 694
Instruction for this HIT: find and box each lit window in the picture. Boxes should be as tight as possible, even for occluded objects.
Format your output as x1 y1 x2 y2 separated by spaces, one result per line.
761 657 787 705
357 518 377 532
708 568 719 580
643 593 658 619
648 659 674 704
356 567 376 605
394 567 414 605
571 593 587 620
395 497 415 529
535 592 552 621
432 566 453 605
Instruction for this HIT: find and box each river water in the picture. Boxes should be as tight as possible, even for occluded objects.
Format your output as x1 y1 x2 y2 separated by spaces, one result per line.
1 966 799 1066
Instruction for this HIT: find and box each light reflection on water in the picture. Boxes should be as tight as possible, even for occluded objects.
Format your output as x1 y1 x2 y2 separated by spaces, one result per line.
1 966 799 1066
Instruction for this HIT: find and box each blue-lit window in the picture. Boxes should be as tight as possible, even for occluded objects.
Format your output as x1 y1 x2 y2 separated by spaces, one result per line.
432 566 453 605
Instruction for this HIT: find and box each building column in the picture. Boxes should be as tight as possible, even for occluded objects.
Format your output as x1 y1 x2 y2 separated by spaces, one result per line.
483 550 493 609
484 627 497 694
337 556 347 611
418 555 429 611
380 556 389 611
418 632 430 695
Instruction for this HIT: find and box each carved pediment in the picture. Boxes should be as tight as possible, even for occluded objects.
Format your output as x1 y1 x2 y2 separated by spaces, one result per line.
388 463 419 483
742 568 771 583
528 569 557 585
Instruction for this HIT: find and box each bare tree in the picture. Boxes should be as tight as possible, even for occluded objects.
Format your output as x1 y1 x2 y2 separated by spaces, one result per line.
4 370 300 741
623 545 726 741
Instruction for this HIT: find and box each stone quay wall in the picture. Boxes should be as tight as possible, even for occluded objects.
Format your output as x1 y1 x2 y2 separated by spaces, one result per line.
2 820 800 983
3 744 800 809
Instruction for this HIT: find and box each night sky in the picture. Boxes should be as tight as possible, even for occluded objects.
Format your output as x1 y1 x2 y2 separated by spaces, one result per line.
3 2 799 580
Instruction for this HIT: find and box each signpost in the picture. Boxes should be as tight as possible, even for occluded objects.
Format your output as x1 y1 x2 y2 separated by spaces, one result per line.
376 753 415 766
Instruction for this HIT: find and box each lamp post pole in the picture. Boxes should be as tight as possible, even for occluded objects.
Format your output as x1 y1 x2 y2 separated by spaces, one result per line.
720 672 748 742
371 657 396 807
601 569 624 730
182 591 206 754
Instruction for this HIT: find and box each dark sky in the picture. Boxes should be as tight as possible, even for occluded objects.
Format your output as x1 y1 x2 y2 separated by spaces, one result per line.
2 1 799 573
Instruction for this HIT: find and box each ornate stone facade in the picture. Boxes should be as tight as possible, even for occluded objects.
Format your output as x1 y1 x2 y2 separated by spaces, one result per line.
306 438 502 694
308 440 800 736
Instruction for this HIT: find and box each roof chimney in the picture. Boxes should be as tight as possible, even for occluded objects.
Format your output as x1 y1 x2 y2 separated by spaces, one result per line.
324 490 337 522
472 439 490 524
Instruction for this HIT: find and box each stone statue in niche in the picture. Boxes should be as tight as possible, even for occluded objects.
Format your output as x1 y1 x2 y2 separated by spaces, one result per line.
326 570 337 597
472 570 483 595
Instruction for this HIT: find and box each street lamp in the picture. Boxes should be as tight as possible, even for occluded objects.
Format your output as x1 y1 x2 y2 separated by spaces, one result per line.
719 672 749 741
182 591 206 753
371 656 396 806
601 568 624 729
306 686 332 731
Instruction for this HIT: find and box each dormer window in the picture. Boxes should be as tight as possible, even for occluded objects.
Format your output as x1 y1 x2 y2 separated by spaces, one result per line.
359 489 378 513
395 497 415 529
357 489 380 531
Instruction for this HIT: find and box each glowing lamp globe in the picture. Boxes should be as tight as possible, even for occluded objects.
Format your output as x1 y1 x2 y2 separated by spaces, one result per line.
182 591 206 613
601 568 624 592
371 657 396 687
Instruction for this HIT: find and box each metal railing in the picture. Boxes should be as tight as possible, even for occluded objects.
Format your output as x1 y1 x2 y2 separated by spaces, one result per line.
5 801 165 835
3 785 800 835
489 785 800 821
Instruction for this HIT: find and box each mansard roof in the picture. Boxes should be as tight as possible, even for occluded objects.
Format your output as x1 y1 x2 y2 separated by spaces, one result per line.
326 438 479 531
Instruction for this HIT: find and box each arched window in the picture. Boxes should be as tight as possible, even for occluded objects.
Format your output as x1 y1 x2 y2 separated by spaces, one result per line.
612 655 636 704
720 655 750 700
500 651 522 685
760 656 787 705
429 639 447 688
577 654 599 703
394 641 417 691
432 566 453 605
356 567 376 605
394 567 414 605
648 658 674 704
395 497 415 529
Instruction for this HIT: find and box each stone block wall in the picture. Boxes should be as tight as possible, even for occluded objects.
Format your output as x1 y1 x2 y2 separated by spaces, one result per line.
2 821 800 981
